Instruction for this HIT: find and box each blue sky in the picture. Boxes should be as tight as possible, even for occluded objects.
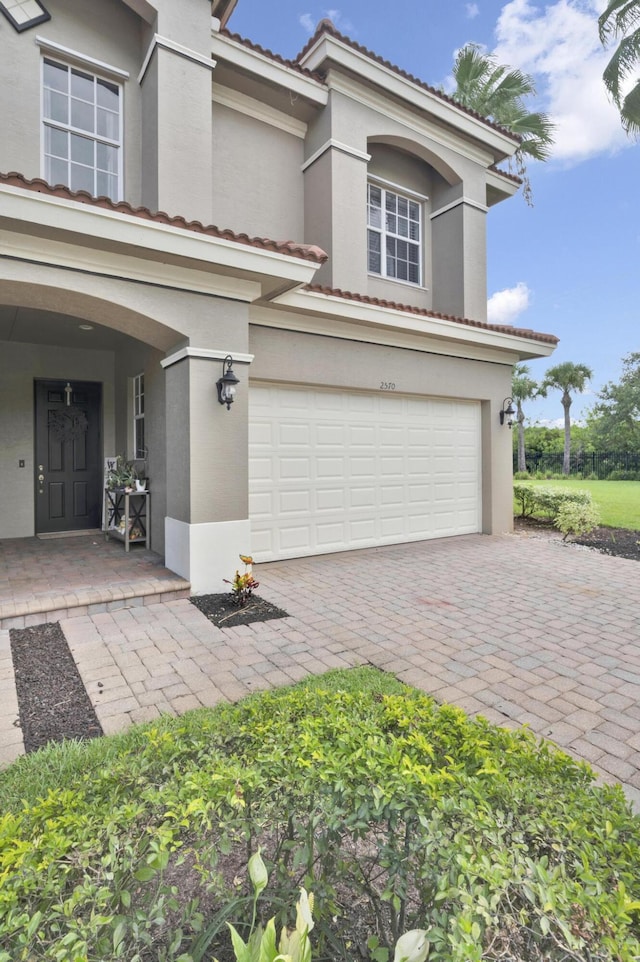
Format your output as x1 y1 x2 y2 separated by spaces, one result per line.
227 0 639 426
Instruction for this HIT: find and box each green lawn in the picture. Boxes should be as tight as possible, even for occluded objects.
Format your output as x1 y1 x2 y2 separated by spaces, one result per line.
523 479 640 529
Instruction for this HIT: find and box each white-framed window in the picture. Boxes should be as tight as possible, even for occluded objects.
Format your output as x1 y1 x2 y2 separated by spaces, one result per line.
367 183 422 286
0 0 50 32
42 56 122 200
133 374 145 460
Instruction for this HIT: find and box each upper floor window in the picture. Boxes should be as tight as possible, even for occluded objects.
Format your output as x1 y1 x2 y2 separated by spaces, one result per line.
0 0 50 32
367 183 421 286
42 57 121 200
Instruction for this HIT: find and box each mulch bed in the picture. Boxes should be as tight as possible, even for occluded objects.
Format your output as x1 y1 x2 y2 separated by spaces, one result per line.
515 517 640 561
9 622 103 753
189 592 289 628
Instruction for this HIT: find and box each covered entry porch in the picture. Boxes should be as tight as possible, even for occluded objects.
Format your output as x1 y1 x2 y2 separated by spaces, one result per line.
0 533 190 629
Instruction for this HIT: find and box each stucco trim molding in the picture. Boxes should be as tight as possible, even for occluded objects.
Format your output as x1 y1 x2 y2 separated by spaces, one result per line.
36 36 130 80
302 139 371 172
213 83 307 138
430 197 488 220
161 347 254 369
138 34 216 85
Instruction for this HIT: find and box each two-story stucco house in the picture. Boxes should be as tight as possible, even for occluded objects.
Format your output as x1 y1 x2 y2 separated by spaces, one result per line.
0 0 557 593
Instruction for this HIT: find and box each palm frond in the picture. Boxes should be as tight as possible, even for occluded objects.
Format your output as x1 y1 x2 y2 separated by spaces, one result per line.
602 26 640 105
621 78 640 135
599 0 640 43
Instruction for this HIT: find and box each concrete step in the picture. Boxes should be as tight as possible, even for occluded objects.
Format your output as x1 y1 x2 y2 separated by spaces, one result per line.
0 579 191 629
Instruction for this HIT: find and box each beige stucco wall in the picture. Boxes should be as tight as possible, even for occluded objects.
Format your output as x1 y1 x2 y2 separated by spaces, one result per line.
1 0 144 204
0 252 252 546
211 103 305 240
1 0 214 220
300 86 490 321
248 324 515 535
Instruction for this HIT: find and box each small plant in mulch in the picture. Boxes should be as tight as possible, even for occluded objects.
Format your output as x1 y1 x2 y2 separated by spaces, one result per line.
190 555 289 628
224 555 260 607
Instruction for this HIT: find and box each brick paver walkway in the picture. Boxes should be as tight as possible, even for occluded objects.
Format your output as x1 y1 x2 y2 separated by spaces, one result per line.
2 532 640 805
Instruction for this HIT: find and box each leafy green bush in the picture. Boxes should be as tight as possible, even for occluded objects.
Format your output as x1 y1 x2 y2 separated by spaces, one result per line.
513 482 594 522
555 500 601 540
608 470 640 481
1 668 639 962
513 470 530 480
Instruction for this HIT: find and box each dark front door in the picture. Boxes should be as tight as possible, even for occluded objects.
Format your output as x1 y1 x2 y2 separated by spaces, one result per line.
35 380 102 533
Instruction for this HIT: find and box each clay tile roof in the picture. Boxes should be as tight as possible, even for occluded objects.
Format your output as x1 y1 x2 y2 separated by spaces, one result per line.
0 172 328 264
296 19 521 145
219 28 325 83
304 284 558 346
489 164 522 185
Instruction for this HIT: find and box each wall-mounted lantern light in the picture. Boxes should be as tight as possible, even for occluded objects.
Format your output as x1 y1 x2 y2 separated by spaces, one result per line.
499 397 516 428
217 355 240 410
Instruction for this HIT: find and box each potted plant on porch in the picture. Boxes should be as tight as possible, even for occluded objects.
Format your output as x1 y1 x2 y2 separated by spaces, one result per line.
105 454 138 493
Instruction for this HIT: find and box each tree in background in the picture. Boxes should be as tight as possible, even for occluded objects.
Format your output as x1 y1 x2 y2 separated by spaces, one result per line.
450 44 555 204
511 364 544 472
587 352 640 451
542 363 593 475
599 0 640 136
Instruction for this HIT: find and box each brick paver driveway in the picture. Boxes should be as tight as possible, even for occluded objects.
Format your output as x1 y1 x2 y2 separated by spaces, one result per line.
3 531 640 805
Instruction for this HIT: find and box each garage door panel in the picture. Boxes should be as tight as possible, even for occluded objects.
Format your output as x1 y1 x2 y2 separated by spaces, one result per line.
317 489 345 510
317 424 345 445
350 425 377 446
279 423 310 445
249 457 272 481
316 522 346 547
350 486 376 507
280 526 312 550
249 491 273 517
349 518 378 542
250 386 481 561
280 458 311 480
316 457 345 479
279 490 310 514
381 485 404 505
351 457 376 476
380 456 403 475
380 426 404 446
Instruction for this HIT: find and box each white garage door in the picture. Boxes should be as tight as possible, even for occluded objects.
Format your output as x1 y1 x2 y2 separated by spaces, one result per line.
249 385 481 562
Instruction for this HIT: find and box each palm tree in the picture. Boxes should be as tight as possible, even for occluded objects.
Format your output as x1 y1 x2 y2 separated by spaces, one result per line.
599 0 640 136
512 364 543 473
450 44 555 204
542 362 593 475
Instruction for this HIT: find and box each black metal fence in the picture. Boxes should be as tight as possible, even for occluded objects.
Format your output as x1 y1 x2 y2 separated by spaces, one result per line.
514 451 640 479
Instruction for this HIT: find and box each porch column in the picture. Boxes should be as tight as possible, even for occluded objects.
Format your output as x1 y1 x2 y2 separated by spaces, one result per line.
162 347 253 594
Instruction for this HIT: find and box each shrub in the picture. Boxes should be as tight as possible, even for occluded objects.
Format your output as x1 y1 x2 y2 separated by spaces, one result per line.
513 483 593 523
1 669 639 962
608 470 640 481
555 500 601 540
513 470 530 480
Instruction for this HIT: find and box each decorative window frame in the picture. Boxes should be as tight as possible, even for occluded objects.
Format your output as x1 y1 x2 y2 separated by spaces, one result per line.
367 176 427 288
132 373 146 461
37 37 126 202
0 0 50 33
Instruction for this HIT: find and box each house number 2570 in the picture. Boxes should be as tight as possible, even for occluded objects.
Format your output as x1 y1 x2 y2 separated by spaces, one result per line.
380 381 396 391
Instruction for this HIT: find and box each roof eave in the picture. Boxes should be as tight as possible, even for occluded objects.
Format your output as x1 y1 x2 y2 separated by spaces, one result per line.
298 31 519 161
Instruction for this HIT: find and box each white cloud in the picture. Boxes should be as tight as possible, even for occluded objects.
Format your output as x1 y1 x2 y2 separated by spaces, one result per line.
487 281 531 324
299 13 315 34
466 3 480 18
491 0 628 164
